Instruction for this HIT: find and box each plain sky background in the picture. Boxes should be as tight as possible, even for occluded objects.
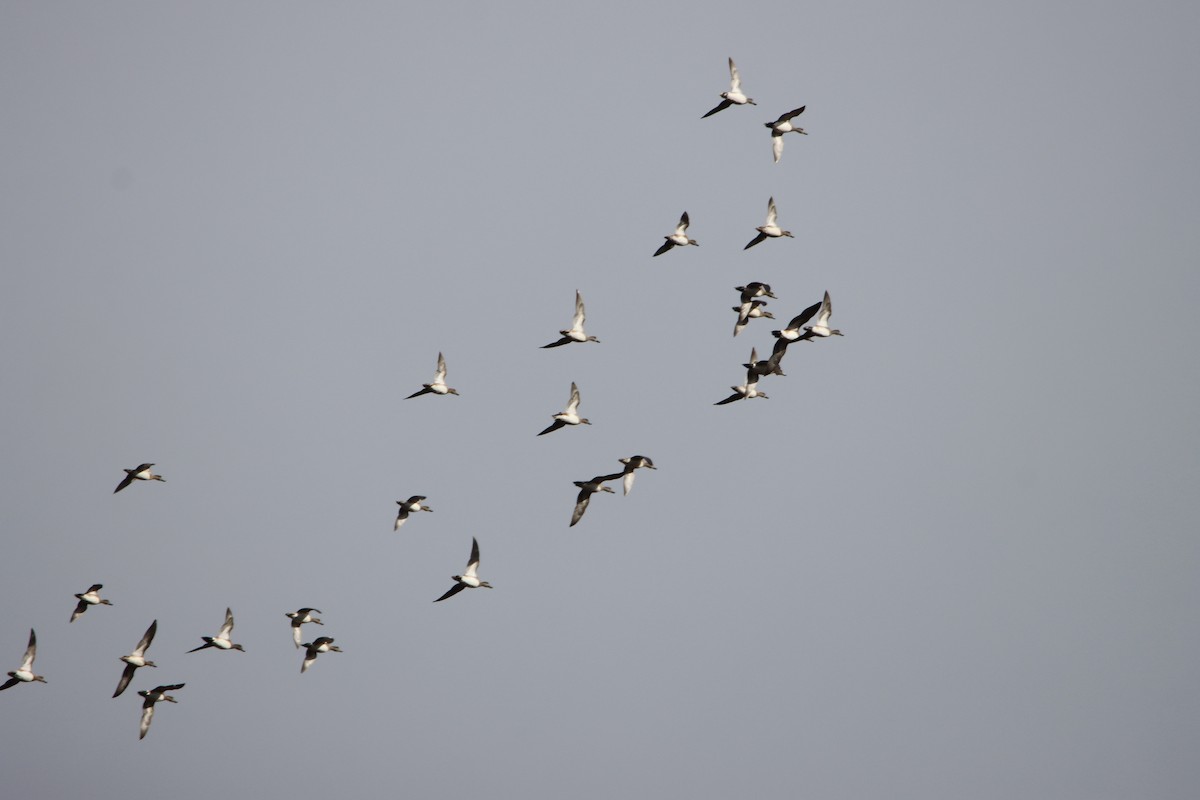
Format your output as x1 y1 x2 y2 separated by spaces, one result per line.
2 2 1198 798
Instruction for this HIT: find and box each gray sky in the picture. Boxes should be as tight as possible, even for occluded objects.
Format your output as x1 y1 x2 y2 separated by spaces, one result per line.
2 1 1198 797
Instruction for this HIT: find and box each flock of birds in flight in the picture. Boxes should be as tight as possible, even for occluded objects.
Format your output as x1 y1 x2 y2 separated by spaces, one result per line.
2 56 841 741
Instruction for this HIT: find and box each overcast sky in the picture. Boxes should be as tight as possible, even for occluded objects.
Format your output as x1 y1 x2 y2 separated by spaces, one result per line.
2 2 1198 798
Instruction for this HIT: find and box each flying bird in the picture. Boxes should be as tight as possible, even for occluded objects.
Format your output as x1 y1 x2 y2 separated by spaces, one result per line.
570 473 622 526
300 637 342 674
653 211 699 257
187 608 245 653
285 608 323 649
138 683 184 739
744 196 794 250
394 495 433 530
0 629 46 691
538 382 591 436
714 382 768 405
114 463 165 494
616 456 656 496
434 537 493 602
766 106 807 163
804 291 844 339
70 583 113 623
767 299 824 368
772 299 823 343
701 57 756 118
736 283 776 302
542 290 600 348
744 345 785 380
113 620 158 698
733 299 773 337
715 349 771 405
405 352 459 398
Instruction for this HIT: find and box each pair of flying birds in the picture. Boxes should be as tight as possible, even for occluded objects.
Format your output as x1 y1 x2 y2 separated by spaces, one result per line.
654 196 796 258
701 56 808 163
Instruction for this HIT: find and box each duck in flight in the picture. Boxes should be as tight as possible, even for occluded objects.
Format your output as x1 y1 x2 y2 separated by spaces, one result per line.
804 291 844 339
702 57 756 118
766 107 807 163
744 197 794 250
736 282 776 302
394 495 433 530
767 298 824 367
405 352 459 398
616 456 656 496
187 608 245 653
733 299 774 337
434 537 492 602
138 683 184 739
772 299 823 343
714 381 768 406
285 608 323 649
114 463 165 494
0 629 46 691
538 382 591 436
542 290 600 348
653 211 699 257
570 473 622 526
70 583 113 623
715 349 771 405
113 620 158 698
744 345 785 380
300 637 342 673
